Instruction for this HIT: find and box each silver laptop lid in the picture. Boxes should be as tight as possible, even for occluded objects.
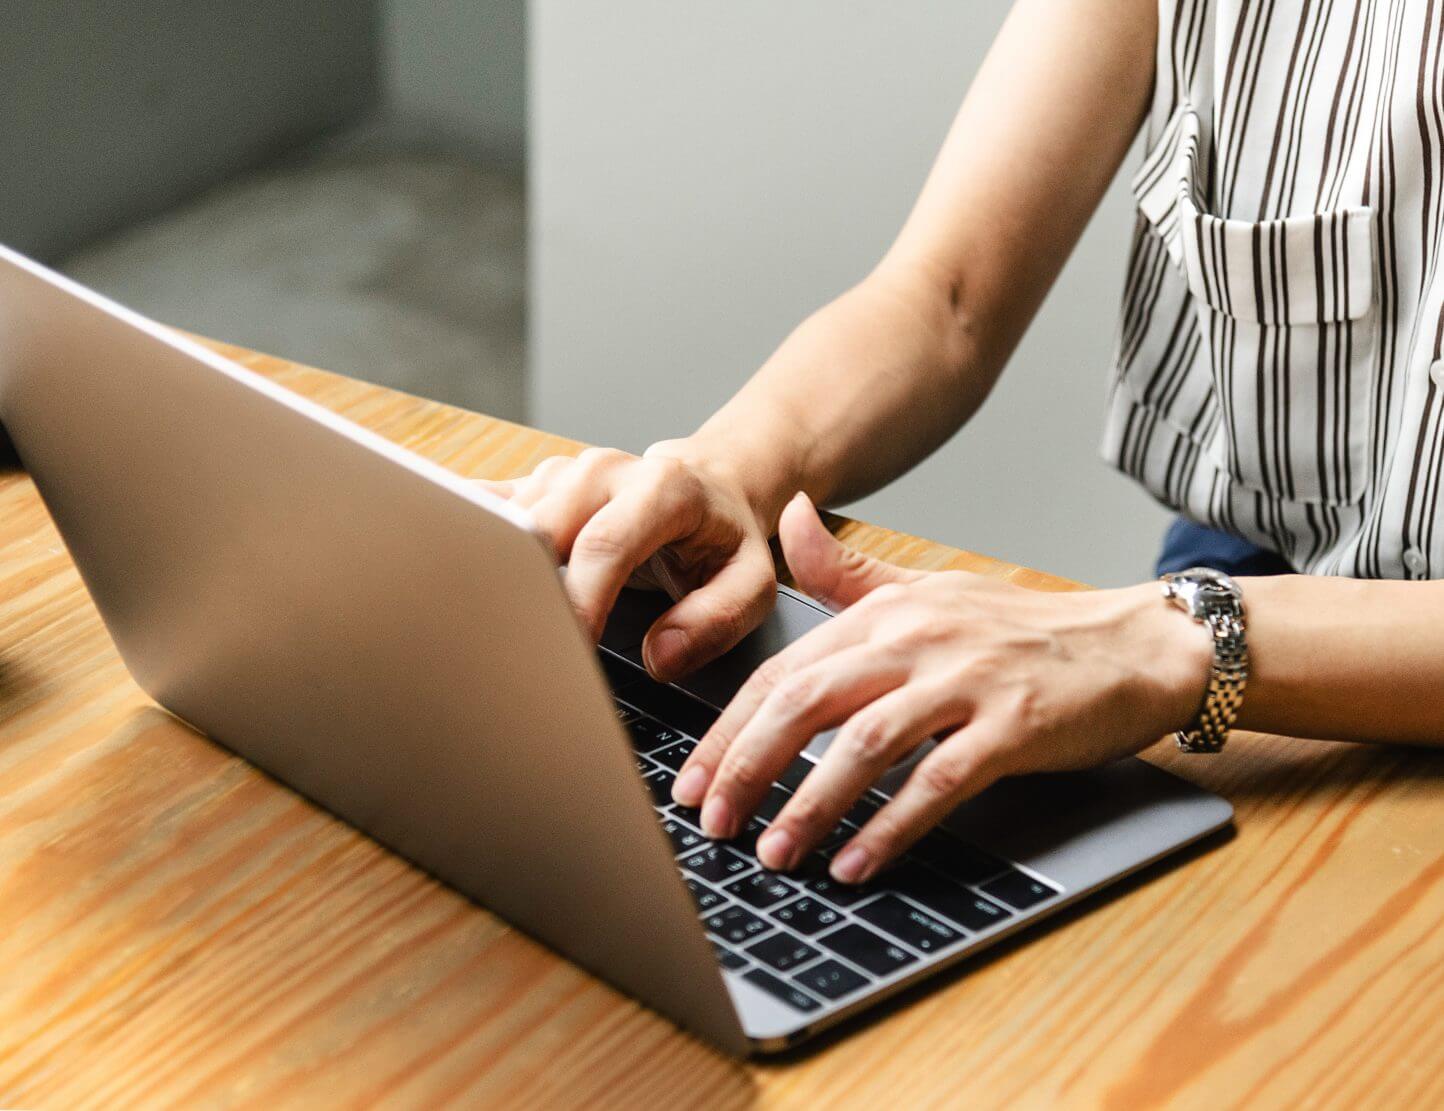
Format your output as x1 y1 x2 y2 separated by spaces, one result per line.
0 244 750 1055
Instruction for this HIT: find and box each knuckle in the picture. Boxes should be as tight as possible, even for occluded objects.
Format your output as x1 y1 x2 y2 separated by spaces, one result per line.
695 724 735 763
917 755 969 798
721 748 766 792
750 654 791 694
572 526 629 563
779 791 825 831
771 671 824 718
642 453 689 484
868 582 910 608
578 446 627 468
841 712 895 763
955 650 1004 686
527 456 568 483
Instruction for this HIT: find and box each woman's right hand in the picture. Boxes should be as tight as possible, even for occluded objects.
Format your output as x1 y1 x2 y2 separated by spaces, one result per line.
477 442 780 681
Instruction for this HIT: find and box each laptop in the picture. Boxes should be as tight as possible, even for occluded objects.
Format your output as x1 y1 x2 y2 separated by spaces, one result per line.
0 244 1233 1055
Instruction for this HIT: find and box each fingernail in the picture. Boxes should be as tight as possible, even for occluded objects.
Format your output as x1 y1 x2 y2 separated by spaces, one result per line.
700 795 735 839
758 827 797 871
644 628 687 679
672 765 709 806
831 844 873 885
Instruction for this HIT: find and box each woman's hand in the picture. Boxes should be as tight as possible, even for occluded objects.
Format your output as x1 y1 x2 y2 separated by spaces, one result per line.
672 494 1213 884
477 442 778 680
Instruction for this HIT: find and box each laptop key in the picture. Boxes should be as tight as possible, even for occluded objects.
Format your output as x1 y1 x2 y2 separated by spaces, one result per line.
793 958 870 1001
742 968 822 1013
652 738 698 771
713 943 750 971
669 801 703 827
772 896 844 936
816 822 858 853
746 931 821 973
705 904 772 945
627 716 687 755
723 871 796 910
856 894 962 954
892 863 1013 932
660 816 707 855
682 844 753 884
755 785 794 822
684 877 726 912
817 923 917 977
793 861 882 907
841 792 883 828
776 757 814 792
642 767 677 806
980 869 1060 910
728 816 769 856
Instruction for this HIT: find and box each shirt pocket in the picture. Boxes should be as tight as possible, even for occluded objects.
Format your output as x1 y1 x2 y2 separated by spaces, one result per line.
1132 105 1379 506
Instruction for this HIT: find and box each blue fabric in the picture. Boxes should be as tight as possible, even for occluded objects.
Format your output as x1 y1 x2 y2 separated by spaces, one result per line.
1155 517 1293 578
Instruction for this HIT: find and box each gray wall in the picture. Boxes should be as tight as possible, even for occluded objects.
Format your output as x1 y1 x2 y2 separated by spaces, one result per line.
529 3 1169 586
382 0 527 169
0 0 379 260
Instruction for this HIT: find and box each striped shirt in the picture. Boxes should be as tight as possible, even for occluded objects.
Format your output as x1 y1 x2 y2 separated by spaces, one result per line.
1102 0 1444 579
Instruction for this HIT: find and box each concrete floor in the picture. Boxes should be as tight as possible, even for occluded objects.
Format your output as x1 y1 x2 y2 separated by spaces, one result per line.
61 145 526 420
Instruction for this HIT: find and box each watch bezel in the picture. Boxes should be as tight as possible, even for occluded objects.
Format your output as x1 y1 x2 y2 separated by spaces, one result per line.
1162 567 1242 621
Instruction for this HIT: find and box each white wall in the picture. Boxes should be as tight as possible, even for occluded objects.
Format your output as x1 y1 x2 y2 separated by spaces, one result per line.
529 4 1170 587
382 0 526 169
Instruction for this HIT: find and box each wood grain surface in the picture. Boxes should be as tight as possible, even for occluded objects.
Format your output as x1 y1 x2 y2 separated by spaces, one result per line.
0 340 1441 1109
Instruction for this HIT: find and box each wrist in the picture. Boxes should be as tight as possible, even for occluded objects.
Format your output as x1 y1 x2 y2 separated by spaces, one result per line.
1117 581 1215 735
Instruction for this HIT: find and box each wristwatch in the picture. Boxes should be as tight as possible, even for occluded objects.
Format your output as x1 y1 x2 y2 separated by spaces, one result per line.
1160 567 1248 753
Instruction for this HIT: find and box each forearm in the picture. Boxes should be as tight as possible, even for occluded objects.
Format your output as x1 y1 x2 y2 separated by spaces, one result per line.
657 0 1157 536
673 261 985 533
1236 575 1444 746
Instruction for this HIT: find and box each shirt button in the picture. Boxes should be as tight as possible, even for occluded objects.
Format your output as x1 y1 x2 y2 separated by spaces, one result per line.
1432 359 1444 388
1404 547 1428 575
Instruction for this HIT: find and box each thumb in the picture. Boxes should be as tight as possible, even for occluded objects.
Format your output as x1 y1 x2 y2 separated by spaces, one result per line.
779 492 923 609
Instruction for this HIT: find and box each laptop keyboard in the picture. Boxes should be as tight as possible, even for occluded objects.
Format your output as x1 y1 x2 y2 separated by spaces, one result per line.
608 652 1063 1016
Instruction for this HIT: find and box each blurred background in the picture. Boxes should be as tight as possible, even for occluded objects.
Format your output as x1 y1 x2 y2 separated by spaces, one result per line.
0 2 1167 586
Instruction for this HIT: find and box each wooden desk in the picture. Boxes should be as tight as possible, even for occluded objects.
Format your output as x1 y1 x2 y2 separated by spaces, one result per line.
0 342 1441 1109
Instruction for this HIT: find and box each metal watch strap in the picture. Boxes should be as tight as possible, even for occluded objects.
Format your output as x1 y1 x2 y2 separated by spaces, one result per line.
1160 568 1248 754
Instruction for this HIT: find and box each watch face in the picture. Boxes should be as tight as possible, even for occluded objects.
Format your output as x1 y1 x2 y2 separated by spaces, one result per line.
1166 568 1240 617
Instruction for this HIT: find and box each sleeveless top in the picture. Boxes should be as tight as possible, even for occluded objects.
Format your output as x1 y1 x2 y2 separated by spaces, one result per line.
1102 0 1444 579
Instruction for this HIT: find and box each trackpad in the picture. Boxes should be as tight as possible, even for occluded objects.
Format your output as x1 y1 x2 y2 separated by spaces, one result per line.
673 586 832 709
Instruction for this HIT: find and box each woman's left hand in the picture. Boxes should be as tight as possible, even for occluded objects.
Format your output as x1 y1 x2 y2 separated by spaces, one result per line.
671 493 1213 885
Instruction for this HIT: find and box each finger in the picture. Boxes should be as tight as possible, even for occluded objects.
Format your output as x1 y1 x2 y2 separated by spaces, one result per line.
779 492 924 610
694 645 908 840
527 478 617 562
471 478 517 499
672 612 866 807
563 477 701 640
509 454 578 506
640 541 775 682
830 719 1012 884
758 679 970 872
